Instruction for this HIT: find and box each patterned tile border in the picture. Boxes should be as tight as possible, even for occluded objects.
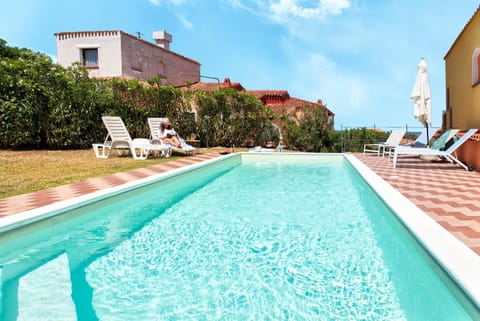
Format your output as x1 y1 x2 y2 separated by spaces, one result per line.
0 153 220 217
355 152 480 255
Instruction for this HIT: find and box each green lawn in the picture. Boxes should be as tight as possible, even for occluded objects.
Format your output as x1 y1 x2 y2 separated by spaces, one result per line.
0 147 231 198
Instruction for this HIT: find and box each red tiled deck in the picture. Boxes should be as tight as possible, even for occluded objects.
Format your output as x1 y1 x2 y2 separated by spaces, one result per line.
0 151 479 256
355 152 480 255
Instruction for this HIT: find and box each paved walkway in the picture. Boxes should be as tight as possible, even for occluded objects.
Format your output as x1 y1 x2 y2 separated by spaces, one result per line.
356 152 480 255
1 152 479 255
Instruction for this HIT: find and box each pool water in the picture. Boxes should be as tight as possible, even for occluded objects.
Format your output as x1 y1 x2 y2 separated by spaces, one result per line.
0 155 478 320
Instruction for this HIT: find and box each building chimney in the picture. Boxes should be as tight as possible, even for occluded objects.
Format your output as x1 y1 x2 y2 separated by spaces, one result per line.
317 99 323 105
153 30 172 50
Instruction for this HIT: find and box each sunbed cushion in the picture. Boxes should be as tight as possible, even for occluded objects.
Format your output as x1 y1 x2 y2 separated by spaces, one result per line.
430 129 454 150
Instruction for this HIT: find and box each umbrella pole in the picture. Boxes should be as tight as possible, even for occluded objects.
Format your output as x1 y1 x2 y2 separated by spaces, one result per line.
426 125 429 146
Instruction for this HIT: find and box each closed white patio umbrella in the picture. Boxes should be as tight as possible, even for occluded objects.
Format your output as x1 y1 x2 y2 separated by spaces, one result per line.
411 58 432 145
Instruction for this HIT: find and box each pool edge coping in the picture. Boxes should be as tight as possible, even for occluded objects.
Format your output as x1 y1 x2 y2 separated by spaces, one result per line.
345 153 480 308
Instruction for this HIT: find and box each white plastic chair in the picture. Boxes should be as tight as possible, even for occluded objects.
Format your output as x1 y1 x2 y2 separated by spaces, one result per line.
93 116 171 160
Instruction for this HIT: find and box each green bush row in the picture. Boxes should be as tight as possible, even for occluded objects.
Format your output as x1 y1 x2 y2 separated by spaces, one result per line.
0 40 273 149
0 38 387 152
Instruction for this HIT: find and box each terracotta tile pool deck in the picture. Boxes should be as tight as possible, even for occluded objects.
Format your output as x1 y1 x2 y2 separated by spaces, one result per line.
0 151 479 256
356 152 480 256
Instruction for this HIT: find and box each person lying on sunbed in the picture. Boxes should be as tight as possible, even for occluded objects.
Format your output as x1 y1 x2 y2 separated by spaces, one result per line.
159 119 182 148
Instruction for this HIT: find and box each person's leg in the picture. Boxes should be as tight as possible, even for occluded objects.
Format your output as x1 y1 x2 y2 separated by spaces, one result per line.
163 137 181 148
172 136 182 148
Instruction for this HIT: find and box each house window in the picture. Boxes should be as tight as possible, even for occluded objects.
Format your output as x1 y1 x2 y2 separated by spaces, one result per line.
472 48 480 85
82 48 98 68
477 54 480 84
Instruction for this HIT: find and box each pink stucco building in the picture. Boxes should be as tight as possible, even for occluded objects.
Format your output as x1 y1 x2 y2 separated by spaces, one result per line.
55 30 200 86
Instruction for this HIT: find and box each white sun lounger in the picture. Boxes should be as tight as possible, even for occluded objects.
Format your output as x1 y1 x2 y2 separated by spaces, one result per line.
392 128 478 170
93 116 171 160
363 129 406 157
388 128 458 160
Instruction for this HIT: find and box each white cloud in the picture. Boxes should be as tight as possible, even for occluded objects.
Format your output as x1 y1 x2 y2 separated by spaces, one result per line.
270 0 350 19
229 0 351 21
320 0 351 14
226 0 351 36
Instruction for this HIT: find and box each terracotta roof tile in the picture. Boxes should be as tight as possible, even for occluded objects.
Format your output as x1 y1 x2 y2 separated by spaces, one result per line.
180 80 334 119
179 78 245 92
248 90 289 99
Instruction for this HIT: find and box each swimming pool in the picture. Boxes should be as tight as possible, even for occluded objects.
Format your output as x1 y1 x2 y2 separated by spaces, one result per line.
0 153 479 320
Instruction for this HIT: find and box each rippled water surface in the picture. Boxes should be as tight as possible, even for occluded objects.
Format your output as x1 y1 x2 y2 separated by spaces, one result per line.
0 155 477 321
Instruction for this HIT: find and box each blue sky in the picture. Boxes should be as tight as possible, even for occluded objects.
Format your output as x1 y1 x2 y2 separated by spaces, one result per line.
1 1 478 130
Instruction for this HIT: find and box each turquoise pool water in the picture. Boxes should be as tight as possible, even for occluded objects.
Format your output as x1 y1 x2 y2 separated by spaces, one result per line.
0 154 478 320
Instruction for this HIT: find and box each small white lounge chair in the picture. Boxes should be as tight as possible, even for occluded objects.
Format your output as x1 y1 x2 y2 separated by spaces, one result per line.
249 146 275 152
93 116 171 160
363 129 406 157
148 117 196 156
392 128 477 170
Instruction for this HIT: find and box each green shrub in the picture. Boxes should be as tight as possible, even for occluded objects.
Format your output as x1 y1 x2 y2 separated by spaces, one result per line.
193 88 271 147
0 39 329 150
282 105 335 152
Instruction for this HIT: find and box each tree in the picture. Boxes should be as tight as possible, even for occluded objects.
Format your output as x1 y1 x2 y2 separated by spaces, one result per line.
283 105 334 152
192 88 272 147
0 43 55 147
339 128 390 152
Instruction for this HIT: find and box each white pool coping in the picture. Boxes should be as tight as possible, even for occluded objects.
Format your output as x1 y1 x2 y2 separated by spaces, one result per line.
345 153 480 307
0 152 479 308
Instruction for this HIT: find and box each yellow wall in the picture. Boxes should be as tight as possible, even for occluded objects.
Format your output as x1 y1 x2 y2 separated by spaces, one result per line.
445 8 480 130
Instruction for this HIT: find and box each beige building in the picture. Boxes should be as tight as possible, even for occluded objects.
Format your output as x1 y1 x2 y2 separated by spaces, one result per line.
444 5 480 169
55 30 200 86
444 6 480 130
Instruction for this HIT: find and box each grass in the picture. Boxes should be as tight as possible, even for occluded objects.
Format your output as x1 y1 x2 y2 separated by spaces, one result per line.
0 147 234 198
